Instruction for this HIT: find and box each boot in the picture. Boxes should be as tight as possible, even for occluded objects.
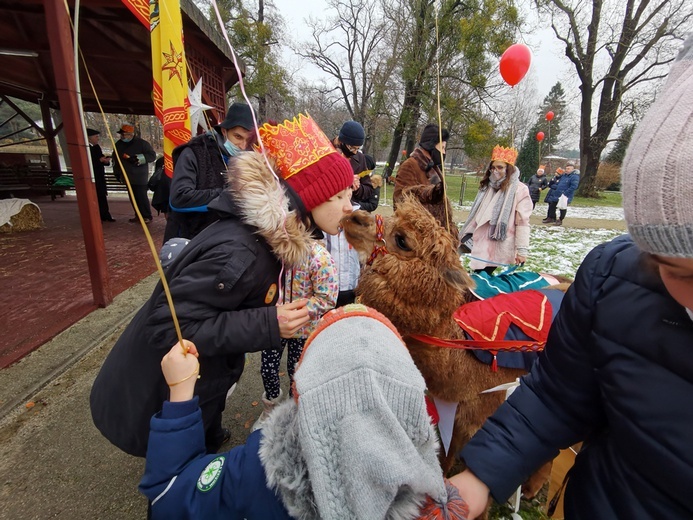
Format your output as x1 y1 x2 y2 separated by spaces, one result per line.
542 217 555 224
553 219 563 226
251 389 283 432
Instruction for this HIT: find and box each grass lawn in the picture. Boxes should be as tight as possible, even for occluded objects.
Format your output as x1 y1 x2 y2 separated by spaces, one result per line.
374 167 623 208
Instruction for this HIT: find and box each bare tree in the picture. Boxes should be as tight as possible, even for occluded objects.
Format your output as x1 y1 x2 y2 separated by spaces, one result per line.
379 0 521 179
535 0 693 196
296 0 394 148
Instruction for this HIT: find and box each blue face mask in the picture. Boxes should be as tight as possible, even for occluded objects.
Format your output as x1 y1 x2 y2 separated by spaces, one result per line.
121 137 133 143
224 140 242 157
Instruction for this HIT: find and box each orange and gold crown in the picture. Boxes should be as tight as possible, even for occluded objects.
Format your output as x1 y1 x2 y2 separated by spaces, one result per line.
491 145 518 166
257 113 336 180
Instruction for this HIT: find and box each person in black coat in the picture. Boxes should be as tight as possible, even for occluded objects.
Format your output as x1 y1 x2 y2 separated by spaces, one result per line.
112 123 157 222
525 166 548 209
90 114 354 457
332 120 375 208
165 102 255 241
449 35 693 519
86 128 114 222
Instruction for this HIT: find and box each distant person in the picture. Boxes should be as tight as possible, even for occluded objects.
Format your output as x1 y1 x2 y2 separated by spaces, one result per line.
394 124 457 241
543 161 580 225
166 102 255 241
459 145 532 275
148 156 170 220
526 165 548 209
112 124 156 223
332 120 375 209
450 34 693 519
86 128 114 222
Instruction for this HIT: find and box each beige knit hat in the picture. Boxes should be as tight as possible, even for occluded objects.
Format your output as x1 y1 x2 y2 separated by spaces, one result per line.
622 34 693 257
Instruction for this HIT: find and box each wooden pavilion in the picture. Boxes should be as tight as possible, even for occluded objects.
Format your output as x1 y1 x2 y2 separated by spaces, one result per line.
0 0 243 307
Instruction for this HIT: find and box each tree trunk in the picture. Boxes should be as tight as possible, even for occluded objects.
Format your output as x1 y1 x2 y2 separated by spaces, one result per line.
384 83 419 179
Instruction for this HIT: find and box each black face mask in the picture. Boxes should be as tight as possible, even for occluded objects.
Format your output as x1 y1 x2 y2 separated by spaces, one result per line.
339 143 356 158
430 148 445 167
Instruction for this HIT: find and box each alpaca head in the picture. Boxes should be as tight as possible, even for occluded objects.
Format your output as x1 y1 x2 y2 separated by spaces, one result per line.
341 195 473 335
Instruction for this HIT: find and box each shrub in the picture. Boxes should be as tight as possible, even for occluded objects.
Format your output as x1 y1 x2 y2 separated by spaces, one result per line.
595 162 621 191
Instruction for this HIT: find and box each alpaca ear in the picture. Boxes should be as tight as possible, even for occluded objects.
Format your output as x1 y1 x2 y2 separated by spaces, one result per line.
442 266 474 294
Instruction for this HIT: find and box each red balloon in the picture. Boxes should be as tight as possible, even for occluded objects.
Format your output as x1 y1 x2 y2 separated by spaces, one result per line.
546 111 555 121
499 43 532 87
536 131 545 142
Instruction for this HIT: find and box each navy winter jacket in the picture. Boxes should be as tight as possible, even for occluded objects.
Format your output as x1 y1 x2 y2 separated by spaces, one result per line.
461 235 693 519
544 171 579 204
139 398 291 519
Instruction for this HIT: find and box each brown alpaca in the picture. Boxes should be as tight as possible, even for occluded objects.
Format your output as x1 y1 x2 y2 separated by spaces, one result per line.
341 195 554 497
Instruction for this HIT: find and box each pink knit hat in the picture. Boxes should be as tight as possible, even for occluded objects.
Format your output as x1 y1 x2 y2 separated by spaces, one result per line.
622 34 693 257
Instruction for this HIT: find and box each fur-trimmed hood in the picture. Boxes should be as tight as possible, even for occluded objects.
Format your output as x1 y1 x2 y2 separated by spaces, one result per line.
208 151 313 267
259 400 431 520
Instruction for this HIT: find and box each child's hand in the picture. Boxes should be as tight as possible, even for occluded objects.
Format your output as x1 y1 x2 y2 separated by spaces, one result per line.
277 299 310 338
161 340 200 402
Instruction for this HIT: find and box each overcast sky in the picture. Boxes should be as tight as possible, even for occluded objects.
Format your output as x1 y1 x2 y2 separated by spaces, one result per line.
277 0 574 99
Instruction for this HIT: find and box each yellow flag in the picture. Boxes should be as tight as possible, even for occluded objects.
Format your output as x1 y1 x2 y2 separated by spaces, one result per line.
121 0 191 177
150 0 191 177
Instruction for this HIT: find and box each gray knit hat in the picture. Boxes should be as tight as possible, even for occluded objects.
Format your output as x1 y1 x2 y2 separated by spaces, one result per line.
292 305 447 519
622 34 693 257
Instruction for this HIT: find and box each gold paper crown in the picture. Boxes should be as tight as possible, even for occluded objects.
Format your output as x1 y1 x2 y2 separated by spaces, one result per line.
491 145 518 166
257 113 336 179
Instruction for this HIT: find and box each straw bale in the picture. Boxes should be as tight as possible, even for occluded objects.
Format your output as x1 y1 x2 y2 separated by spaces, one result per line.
0 204 43 233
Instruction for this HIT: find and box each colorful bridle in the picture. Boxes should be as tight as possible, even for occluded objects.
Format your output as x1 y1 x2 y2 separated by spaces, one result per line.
366 214 389 266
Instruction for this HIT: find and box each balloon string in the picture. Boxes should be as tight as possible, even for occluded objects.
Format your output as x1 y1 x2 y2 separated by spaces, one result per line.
208 0 290 295
433 3 452 236
66 1 183 344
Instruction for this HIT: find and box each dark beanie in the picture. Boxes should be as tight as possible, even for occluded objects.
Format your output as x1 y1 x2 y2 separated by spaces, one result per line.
217 102 254 131
339 121 365 147
419 124 449 151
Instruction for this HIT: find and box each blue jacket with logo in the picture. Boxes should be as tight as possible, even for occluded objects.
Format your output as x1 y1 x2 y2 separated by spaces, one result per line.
139 397 291 519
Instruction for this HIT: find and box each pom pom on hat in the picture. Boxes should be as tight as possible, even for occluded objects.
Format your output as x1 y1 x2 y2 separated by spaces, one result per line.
338 120 365 147
622 33 693 257
419 124 449 151
258 114 354 211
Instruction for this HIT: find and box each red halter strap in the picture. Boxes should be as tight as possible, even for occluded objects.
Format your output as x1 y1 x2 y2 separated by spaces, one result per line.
366 214 389 266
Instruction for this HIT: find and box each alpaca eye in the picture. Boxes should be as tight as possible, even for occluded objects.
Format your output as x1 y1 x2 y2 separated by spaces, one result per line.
395 234 411 251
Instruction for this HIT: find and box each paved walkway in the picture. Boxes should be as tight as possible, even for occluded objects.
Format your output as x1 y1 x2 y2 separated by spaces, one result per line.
0 194 167 367
0 274 268 519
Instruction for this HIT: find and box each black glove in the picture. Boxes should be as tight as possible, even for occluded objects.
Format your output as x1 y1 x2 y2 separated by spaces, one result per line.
124 154 139 165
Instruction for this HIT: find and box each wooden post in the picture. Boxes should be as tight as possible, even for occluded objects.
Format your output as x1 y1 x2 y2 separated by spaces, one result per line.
44 0 112 307
39 98 61 172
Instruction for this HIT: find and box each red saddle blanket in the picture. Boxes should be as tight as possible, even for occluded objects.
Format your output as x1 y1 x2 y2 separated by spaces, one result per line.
453 289 552 344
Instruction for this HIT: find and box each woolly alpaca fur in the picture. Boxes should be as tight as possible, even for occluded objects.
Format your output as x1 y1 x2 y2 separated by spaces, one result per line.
341 196 546 488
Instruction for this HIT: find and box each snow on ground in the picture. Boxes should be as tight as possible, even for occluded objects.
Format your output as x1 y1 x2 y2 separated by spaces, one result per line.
461 225 625 279
455 202 625 221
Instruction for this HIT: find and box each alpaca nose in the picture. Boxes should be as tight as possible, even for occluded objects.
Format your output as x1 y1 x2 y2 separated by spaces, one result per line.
345 210 371 227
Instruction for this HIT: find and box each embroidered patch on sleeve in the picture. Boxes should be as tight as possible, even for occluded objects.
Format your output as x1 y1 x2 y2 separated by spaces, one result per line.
197 456 225 492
